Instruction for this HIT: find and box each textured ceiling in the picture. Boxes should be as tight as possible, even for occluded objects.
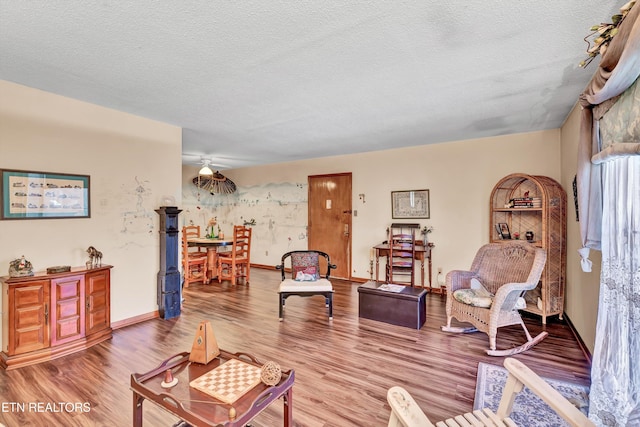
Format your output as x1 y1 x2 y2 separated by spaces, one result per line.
0 1 620 169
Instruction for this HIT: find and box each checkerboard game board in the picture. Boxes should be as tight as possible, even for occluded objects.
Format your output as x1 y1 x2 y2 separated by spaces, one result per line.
189 359 262 404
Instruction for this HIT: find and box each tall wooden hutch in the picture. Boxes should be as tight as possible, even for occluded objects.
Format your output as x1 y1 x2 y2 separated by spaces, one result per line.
489 173 566 324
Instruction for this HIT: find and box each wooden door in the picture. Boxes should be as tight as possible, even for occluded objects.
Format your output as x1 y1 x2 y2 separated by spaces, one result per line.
7 280 50 355
51 275 85 346
308 173 352 279
86 269 111 335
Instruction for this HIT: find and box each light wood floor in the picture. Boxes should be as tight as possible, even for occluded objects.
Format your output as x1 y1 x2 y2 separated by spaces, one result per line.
0 268 590 427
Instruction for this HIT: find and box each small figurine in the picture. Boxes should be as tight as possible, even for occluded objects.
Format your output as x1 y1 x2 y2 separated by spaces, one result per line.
160 369 178 388
86 246 103 268
9 255 34 277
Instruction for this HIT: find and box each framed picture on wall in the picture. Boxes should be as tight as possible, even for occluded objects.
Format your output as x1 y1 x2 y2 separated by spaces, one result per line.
498 222 511 239
1 169 90 219
391 189 430 219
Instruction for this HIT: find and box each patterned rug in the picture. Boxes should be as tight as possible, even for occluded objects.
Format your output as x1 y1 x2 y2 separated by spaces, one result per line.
474 362 590 426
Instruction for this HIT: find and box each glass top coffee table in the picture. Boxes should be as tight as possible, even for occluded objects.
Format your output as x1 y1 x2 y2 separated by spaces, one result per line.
131 349 294 426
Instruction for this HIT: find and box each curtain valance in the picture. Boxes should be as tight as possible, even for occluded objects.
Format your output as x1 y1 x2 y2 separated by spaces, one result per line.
577 3 640 252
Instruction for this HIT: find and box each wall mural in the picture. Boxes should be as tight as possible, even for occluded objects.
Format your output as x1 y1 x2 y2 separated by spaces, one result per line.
119 176 155 235
181 181 308 261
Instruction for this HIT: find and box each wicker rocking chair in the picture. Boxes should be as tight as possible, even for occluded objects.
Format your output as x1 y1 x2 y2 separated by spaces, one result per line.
441 241 548 356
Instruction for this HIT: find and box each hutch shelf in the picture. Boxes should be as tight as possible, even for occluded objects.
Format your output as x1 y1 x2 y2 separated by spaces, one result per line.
489 173 566 324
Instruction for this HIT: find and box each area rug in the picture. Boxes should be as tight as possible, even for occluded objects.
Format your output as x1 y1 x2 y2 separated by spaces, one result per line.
474 362 590 426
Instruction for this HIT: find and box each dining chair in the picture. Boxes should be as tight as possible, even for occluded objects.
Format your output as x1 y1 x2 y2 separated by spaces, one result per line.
183 225 207 256
217 225 252 285
386 226 416 286
181 225 207 287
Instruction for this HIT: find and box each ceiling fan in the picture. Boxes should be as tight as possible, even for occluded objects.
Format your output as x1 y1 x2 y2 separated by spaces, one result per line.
181 153 230 170
189 157 237 195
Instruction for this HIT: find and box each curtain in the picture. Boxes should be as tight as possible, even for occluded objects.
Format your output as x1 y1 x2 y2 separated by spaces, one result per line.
577 2 640 266
588 156 640 426
576 3 640 426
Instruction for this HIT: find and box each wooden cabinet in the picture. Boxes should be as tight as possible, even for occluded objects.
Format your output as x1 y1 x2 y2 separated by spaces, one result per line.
489 174 566 324
51 274 85 346
85 269 110 336
1 265 112 370
5 280 50 355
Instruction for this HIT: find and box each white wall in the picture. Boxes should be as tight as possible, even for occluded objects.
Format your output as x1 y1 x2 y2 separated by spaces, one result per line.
183 130 562 285
0 81 182 346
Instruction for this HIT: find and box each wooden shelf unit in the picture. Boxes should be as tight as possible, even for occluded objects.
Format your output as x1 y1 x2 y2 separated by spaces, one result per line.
1 265 112 370
489 174 566 324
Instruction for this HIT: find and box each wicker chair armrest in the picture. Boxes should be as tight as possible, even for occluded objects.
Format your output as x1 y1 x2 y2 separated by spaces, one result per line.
446 270 477 293
491 281 535 311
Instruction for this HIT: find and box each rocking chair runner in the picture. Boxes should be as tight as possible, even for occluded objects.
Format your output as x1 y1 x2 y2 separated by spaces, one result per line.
441 241 548 356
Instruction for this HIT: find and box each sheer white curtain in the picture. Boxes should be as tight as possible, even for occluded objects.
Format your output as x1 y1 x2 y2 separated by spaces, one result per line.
588 157 640 426
577 4 640 425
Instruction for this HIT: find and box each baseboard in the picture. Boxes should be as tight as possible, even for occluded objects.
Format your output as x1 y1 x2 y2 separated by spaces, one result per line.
563 312 592 365
250 263 278 270
111 310 159 330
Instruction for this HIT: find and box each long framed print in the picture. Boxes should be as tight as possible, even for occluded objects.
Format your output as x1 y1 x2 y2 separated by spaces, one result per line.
1 169 90 219
391 189 430 219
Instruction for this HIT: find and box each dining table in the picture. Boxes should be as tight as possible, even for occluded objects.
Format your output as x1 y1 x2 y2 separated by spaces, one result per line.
188 238 233 283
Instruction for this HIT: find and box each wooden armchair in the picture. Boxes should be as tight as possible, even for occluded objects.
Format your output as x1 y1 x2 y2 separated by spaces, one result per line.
441 241 548 356
276 250 336 321
217 225 252 285
387 357 593 427
181 225 207 287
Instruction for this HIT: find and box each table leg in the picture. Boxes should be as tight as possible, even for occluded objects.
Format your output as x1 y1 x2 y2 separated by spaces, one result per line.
427 251 436 293
133 393 144 427
206 248 218 284
420 258 425 289
375 253 380 282
283 387 293 427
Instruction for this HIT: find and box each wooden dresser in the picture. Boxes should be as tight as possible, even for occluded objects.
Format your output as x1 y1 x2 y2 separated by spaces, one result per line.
1 265 112 370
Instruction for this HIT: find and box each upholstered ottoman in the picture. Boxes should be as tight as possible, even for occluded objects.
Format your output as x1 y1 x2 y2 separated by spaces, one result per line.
357 281 427 329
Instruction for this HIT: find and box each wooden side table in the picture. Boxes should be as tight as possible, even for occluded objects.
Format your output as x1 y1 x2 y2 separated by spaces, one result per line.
131 350 294 426
373 242 439 292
